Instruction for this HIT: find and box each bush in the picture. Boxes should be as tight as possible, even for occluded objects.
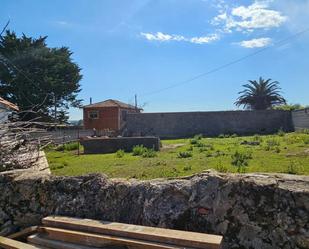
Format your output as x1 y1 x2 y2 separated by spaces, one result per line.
132 145 147 156
55 142 79 151
231 151 252 172
231 133 238 138
115 149 125 158
194 134 203 140
142 148 157 158
296 129 309 134
215 162 228 173
253 134 263 143
177 151 192 158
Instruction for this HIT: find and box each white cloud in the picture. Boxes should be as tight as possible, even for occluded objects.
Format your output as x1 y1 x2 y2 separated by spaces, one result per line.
190 34 220 44
141 32 219 44
238 37 272 48
212 1 287 33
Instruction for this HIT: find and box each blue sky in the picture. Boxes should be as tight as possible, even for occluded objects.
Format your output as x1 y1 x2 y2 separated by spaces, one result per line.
1 0 309 120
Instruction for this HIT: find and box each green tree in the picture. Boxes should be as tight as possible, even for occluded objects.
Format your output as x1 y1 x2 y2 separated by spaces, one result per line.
274 103 308 111
235 77 286 110
0 31 82 122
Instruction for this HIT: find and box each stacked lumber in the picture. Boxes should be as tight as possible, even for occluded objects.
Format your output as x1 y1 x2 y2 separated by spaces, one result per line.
0 216 223 249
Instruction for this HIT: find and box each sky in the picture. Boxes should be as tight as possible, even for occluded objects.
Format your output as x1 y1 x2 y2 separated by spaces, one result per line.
1 0 309 120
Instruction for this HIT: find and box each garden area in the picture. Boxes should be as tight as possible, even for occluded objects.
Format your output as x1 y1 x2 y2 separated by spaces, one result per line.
46 130 309 179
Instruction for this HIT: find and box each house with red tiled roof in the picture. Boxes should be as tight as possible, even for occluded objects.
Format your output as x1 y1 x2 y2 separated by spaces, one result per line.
83 99 141 132
0 97 19 123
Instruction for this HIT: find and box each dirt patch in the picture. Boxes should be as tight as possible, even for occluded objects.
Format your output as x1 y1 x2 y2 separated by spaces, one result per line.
161 143 185 151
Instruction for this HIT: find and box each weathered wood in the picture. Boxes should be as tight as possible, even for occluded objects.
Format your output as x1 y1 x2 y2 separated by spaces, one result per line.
39 226 195 249
42 216 222 249
8 226 38 240
0 236 42 249
28 233 103 249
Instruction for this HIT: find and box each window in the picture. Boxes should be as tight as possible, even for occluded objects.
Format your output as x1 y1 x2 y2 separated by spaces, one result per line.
121 110 127 121
88 110 99 119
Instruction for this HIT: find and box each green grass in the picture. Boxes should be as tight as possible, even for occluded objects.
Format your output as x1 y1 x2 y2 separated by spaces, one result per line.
46 132 309 179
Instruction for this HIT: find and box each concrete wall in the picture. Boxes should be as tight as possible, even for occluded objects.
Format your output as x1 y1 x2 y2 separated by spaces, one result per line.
292 108 309 130
80 136 160 154
126 110 293 138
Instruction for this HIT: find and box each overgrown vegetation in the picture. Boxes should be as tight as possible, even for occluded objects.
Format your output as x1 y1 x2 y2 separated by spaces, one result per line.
47 132 309 179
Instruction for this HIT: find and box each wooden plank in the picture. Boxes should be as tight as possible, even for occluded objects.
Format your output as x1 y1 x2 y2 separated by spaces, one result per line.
39 226 195 249
0 236 42 249
8 226 38 240
42 216 222 249
27 234 104 249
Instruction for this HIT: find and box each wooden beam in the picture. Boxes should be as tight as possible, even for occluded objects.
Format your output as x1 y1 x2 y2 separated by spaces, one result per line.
42 216 222 249
7 226 38 240
28 234 103 249
0 236 42 249
39 227 195 249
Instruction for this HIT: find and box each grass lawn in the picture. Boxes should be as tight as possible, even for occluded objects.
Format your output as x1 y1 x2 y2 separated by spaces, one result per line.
46 132 309 179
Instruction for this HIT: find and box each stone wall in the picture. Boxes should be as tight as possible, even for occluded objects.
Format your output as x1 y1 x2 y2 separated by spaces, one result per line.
0 170 308 249
126 110 293 138
292 108 309 130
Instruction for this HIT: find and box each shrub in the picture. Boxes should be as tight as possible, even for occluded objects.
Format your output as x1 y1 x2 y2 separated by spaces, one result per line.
55 142 79 151
190 139 198 145
231 150 252 172
177 151 192 158
218 134 225 138
231 133 238 138
194 134 203 140
142 148 157 158
115 149 125 158
195 141 205 147
132 145 147 156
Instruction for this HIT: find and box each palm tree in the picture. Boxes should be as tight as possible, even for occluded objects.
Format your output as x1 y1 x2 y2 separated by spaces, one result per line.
235 77 286 110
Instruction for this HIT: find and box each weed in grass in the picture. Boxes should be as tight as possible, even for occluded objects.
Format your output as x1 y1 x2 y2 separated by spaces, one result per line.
199 147 208 153
215 161 228 173
231 150 252 173
266 139 280 148
142 149 157 158
132 145 147 156
115 149 125 158
187 146 193 151
286 161 299 174
274 147 281 153
277 128 285 137
183 165 192 171
297 129 309 134
205 151 213 157
253 134 263 143
178 151 193 158
303 137 309 145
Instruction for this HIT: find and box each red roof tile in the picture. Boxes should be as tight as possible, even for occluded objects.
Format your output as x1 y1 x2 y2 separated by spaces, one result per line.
83 99 140 110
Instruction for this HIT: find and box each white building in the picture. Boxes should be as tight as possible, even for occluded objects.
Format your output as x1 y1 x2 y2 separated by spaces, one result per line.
0 97 19 123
